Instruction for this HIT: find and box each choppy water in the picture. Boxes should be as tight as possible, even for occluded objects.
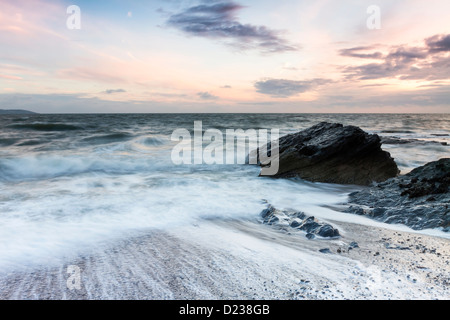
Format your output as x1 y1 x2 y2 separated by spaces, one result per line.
0 114 448 272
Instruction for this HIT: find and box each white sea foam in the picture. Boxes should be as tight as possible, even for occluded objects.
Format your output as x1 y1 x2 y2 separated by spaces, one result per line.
0 158 355 272
0 153 167 181
0 114 448 274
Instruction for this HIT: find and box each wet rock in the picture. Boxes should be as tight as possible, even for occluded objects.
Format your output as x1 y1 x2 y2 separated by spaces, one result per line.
260 204 340 239
290 220 301 228
349 242 359 249
254 122 399 186
316 225 340 238
346 158 450 232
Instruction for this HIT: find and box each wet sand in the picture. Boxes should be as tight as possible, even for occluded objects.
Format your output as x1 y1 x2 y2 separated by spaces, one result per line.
0 219 448 300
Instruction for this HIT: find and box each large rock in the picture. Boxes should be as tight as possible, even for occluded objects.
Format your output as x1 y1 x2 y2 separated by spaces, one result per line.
258 122 399 186
346 158 450 232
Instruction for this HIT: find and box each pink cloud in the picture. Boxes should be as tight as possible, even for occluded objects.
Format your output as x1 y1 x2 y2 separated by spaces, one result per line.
0 74 22 80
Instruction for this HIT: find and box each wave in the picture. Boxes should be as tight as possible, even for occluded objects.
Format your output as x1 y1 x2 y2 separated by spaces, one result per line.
11 117 31 122
0 138 19 146
0 155 163 181
380 130 415 134
81 132 134 145
139 136 166 146
0 162 353 272
381 136 448 146
16 140 46 146
8 123 82 131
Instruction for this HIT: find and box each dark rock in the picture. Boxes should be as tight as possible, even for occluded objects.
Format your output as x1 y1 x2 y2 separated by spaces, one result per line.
319 248 332 254
290 220 301 228
317 225 340 238
348 206 365 215
261 206 274 219
298 216 320 232
349 242 359 249
266 216 279 225
371 207 387 217
293 211 307 220
346 158 450 232
260 204 340 239
255 122 399 186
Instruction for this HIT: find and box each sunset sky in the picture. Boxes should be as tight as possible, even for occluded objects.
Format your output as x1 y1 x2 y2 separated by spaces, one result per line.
0 0 449 113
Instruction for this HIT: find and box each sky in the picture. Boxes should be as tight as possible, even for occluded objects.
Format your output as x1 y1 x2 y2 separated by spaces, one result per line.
0 0 449 113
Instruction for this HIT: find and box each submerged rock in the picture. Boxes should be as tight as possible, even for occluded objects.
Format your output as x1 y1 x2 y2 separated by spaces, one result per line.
256 122 399 186
260 204 340 239
346 158 450 232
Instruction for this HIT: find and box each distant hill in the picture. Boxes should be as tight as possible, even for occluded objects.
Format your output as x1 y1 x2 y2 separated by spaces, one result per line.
0 109 38 115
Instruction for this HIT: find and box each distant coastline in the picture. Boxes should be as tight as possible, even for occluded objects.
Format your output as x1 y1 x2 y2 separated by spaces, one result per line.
0 109 37 115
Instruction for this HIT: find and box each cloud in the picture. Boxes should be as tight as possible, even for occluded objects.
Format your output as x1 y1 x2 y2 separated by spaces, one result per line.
1 87 449 113
0 74 22 80
254 78 331 98
221 85 232 88
400 56 450 81
197 91 218 100
102 89 127 94
342 34 450 81
150 92 188 98
339 46 383 59
387 47 428 62
426 34 450 53
166 1 297 53
322 86 450 109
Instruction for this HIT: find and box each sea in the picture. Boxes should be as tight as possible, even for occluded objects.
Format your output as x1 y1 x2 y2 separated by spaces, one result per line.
0 113 449 273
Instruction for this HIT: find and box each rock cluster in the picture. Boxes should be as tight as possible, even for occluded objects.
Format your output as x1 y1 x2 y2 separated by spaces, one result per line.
260 204 340 239
346 158 450 231
252 122 448 232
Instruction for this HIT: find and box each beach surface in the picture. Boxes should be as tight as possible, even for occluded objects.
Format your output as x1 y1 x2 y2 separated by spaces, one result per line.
1 218 448 300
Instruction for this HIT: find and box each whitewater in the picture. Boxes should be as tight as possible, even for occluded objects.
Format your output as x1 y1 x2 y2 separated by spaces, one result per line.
0 113 448 299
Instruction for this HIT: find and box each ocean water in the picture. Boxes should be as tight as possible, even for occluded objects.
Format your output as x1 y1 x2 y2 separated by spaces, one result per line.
0 113 449 272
